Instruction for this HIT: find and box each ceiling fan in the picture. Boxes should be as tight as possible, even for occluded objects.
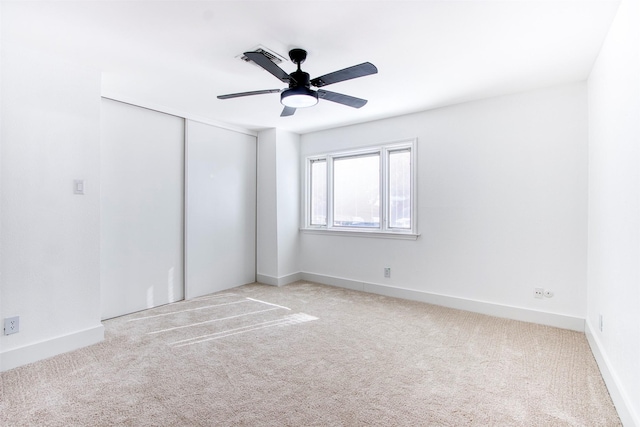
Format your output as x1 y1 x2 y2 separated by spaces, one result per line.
217 48 378 117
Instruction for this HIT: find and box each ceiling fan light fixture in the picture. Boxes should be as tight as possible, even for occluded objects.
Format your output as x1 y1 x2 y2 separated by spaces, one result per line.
218 48 377 116
281 87 318 108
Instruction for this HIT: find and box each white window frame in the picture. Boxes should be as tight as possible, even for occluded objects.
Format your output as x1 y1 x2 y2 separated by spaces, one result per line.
302 139 418 240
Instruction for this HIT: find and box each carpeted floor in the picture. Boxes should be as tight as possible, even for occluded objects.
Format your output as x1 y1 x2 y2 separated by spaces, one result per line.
0 281 621 426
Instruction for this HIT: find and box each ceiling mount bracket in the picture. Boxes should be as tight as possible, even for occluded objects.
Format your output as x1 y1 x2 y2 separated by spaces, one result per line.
288 48 307 67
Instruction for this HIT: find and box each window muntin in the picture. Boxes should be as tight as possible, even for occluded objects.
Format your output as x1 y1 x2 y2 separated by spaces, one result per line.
305 139 416 236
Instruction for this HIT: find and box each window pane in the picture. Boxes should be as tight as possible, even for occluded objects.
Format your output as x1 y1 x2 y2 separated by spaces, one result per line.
310 159 327 226
389 149 411 229
333 154 380 228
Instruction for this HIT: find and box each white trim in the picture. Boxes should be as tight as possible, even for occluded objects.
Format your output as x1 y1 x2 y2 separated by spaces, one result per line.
100 91 258 137
300 227 420 240
256 272 303 287
301 272 365 292
585 320 639 427
1 324 104 372
300 272 585 331
183 120 191 300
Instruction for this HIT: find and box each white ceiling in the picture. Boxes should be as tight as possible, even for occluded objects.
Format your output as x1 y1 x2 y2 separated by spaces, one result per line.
3 0 620 134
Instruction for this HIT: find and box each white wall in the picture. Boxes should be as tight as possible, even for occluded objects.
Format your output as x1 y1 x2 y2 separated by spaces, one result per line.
186 120 257 298
300 83 588 329
587 0 640 424
276 130 301 279
256 129 301 285
0 46 103 371
257 129 278 282
0 3 4 360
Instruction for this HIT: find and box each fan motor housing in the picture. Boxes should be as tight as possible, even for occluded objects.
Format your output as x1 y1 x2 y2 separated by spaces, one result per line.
290 70 311 89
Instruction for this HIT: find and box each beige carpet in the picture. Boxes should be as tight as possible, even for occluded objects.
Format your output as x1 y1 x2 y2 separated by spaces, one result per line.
0 281 621 426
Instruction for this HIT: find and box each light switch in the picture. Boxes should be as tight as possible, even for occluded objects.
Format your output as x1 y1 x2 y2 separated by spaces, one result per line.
74 179 85 195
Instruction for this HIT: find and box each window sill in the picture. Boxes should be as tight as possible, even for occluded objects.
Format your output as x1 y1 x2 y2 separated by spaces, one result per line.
300 228 420 240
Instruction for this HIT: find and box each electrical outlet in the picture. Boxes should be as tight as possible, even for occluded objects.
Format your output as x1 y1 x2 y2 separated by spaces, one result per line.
534 288 544 299
4 316 20 335
384 267 391 278
544 290 554 298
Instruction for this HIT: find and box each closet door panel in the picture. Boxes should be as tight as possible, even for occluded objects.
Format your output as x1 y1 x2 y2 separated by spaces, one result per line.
186 120 256 298
101 99 184 319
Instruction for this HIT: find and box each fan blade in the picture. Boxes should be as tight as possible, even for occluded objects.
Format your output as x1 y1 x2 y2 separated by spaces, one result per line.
311 62 377 87
244 51 295 84
281 106 296 117
217 89 281 99
317 90 367 108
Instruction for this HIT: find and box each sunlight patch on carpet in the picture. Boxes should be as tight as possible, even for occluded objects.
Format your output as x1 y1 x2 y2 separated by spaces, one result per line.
245 297 292 311
147 307 280 335
170 313 319 347
128 299 252 322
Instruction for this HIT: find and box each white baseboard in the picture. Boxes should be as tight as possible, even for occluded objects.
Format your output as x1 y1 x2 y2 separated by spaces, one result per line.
1 324 104 372
301 272 366 292
300 272 585 332
256 272 303 287
586 320 639 427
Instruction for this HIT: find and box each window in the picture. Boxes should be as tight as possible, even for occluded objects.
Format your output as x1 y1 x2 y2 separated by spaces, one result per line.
334 153 380 228
388 148 411 229
304 139 417 238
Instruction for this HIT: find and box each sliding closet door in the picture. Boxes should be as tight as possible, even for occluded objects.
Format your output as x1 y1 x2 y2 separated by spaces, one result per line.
100 99 184 319
186 120 256 298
